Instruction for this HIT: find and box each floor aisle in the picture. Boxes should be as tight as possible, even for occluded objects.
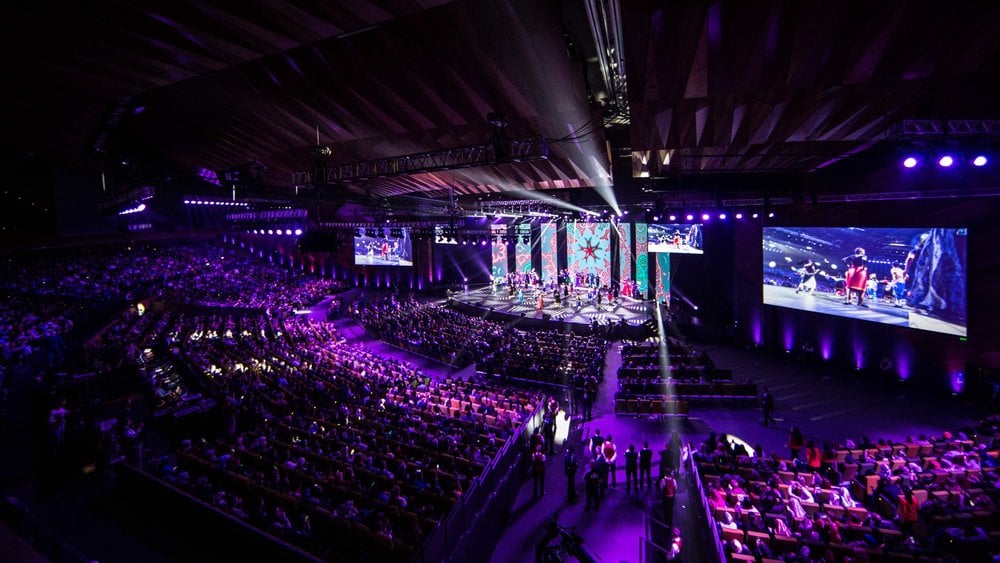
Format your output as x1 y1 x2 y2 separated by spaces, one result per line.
488 335 990 563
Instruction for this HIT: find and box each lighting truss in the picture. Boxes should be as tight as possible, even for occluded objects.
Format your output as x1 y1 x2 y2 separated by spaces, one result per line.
893 119 1000 138
292 137 549 186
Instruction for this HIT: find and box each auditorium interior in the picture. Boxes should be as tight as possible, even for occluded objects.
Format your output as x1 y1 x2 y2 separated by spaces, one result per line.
3 2 1000 562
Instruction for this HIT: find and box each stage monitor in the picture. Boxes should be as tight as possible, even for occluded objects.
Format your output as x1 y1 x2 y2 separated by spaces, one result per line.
354 227 413 266
763 227 967 337
648 223 703 254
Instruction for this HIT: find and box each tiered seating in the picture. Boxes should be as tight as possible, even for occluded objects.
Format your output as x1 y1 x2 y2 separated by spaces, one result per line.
356 297 608 387
355 298 501 367
479 328 607 387
694 426 1000 563
141 312 541 562
612 395 689 416
615 340 756 415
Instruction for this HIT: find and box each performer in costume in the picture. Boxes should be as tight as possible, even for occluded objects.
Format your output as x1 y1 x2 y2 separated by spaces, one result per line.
890 262 906 307
865 274 878 303
842 247 869 307
794 259 819 294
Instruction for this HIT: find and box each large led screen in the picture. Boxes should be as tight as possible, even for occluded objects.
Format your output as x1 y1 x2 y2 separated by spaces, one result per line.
648 223 703 254
567 222 611 286
763 227 967 337
354 227 413 266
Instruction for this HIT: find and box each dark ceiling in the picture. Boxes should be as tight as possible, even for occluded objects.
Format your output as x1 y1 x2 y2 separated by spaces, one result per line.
2 0 1000 210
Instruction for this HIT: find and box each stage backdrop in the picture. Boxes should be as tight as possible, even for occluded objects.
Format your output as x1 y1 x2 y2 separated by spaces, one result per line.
540 222 558 281
515 223 532 273
656 252 671 305
491 225 508 278
636 223 649 297
617 222 632 283
567 222 612 286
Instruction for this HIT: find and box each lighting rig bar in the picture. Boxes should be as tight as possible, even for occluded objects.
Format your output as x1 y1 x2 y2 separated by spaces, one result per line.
97 185 155 213
894 119 1000 137
292 137 549 186
227 209 308 222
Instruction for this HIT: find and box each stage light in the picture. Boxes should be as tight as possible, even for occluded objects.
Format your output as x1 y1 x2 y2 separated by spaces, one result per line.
701 213 710 221
294 228 303 236
768 212 775 218
752 213 759 219
685 214 694 221
718 213 727 220
136 203 146 212
284 229 291 235
973 155 988 167
267 229 274 235
652 216 659 221
735 213 743 219
668 214 676 221
938 155 954 168
902 156 918 168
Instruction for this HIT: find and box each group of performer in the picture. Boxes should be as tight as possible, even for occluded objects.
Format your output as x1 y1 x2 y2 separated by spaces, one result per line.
791 245 920 309
491 269 643 311
358 239 404 262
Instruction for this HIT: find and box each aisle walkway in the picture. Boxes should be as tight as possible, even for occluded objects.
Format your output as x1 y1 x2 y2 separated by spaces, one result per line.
490 341 712 563
488 335 989 562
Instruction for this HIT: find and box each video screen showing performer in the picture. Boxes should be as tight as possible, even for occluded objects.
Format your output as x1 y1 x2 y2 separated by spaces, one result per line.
648 223 703 254
353 227 413 266
763 227 967 337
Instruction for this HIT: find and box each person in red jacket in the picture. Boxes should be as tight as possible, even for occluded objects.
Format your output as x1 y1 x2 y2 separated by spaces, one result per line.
897 487 919 537
804 440 822 470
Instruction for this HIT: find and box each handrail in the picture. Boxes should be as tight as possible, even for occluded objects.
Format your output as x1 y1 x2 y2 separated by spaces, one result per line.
414 397 544 562
687 442 726 563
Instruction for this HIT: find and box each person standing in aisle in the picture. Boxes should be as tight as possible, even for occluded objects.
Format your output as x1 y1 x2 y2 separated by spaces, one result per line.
639 441 653 490
531 445 546 498
624 443 639 493
564 448 579 503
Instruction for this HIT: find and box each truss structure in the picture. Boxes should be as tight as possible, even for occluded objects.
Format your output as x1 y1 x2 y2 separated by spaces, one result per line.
292 137 549 186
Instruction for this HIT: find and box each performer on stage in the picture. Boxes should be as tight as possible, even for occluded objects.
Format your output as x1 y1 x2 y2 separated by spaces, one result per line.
842 247 869 307
794 259 819 294
890 262 906 307
537 291 544 310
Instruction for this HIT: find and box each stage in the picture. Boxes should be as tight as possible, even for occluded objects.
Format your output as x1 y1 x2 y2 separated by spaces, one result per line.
446 285 654 333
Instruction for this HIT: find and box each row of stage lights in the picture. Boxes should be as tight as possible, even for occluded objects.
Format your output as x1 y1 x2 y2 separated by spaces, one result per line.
247 228 303 236
649 211 775 221
354 228 404 238
901 153 989 169
184 199 250 207
118 203 147 215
